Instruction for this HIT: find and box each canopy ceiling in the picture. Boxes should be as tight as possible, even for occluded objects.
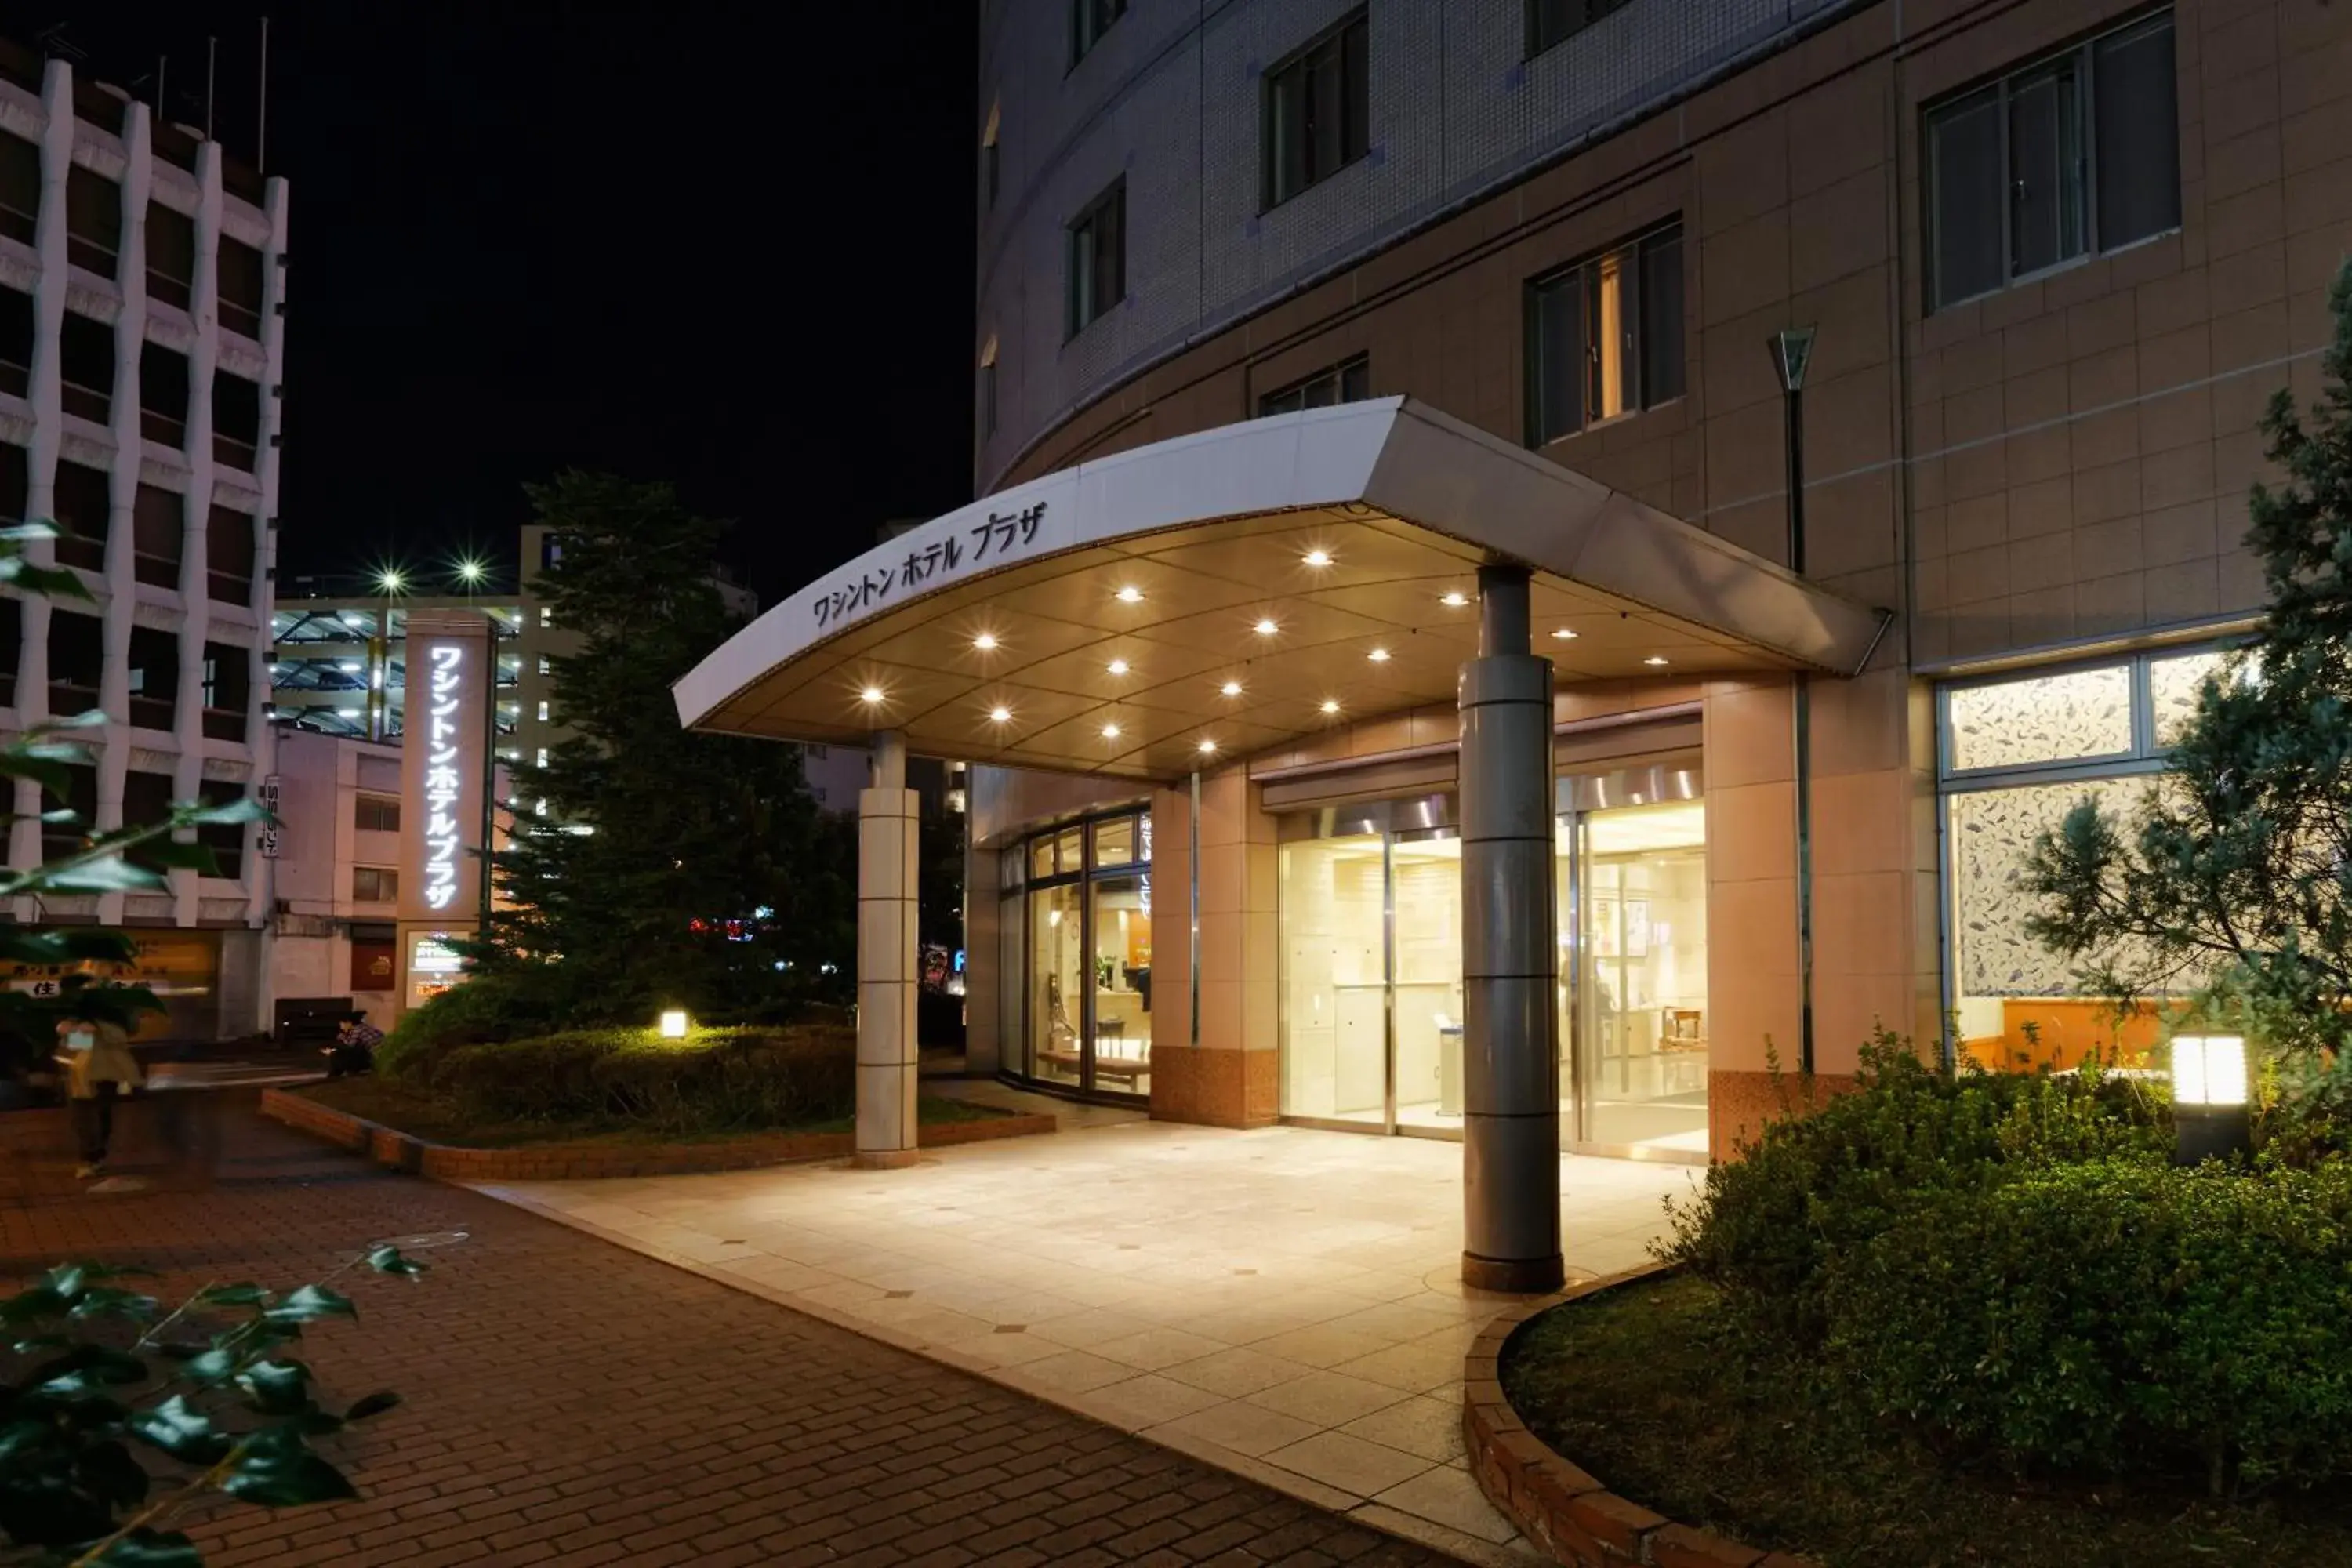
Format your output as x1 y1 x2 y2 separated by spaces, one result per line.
676 399 1886 782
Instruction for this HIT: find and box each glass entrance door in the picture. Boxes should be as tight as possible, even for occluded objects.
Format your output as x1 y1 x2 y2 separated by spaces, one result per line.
1571 800 1708 1156
1278 833 1389 1127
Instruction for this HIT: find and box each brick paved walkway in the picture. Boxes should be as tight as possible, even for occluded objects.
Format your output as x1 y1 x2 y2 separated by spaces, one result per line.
0 1096 1467 1568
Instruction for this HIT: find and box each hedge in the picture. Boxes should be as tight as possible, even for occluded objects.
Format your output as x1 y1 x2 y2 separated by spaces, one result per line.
426 1025 855 1136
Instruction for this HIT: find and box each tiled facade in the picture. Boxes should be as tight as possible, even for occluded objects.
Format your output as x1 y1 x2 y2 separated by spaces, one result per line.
971 0 2346 1154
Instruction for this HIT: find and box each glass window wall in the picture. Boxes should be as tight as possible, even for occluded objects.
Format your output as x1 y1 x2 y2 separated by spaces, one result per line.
996 808 1154 1102
1939 643 2242 1072
1276 770 1708 1160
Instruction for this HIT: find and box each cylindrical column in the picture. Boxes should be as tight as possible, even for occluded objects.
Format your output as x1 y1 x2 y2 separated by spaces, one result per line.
1458 563 1563 1293
855 729 920 1169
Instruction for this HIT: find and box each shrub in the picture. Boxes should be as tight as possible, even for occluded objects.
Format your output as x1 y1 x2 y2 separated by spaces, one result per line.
434 1024 855 1134
1824 1158 2352 1491
1660 1029 2167 1345
375 969 563 1086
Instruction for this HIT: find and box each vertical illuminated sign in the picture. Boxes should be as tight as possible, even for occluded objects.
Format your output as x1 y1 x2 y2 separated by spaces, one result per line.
422 644 465 909
397 613 491 996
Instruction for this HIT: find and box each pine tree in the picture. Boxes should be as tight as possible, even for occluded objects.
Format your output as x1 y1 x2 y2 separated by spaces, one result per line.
2027 264 2352 1059
475 472 854 1023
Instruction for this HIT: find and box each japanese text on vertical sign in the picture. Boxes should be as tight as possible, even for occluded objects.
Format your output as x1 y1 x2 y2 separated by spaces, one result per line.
422 643 464 910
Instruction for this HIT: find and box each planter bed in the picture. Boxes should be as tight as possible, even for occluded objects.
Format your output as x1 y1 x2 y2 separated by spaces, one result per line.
263 1081 1052 1181
1468 1265 2352 1568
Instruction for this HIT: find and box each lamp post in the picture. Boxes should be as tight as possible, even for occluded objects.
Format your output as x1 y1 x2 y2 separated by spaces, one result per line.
1769 327 1818 1075
2171 1034 2250 1165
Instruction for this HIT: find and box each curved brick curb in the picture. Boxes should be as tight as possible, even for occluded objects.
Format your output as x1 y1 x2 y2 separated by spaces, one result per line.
1463 1264 1817 1568
261 1085 1055 1180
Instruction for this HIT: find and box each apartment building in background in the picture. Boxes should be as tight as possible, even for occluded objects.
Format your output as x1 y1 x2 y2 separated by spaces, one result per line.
0 39 284 1039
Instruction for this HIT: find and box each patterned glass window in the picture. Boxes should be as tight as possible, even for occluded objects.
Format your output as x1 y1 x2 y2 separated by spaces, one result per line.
1945 665 2132 772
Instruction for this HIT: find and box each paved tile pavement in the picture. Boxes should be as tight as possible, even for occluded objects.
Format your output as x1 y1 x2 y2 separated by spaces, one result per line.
0 1096 1471 1568
484 1091 1696 1563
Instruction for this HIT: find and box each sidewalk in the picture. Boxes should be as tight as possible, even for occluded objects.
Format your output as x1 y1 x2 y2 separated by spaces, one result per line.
479 1112 1695 1564
0 1098 1472 1567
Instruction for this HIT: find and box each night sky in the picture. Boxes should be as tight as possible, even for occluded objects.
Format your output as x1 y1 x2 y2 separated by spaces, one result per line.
29 3 980 603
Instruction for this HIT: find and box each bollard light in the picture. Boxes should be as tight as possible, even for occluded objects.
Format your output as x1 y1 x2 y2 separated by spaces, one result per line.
2170 1033 2250 1165
658 1008 689 1040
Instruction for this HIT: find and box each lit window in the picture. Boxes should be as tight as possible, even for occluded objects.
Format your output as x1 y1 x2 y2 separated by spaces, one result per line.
535 747 548 768
1926 13 2180 310
1527 223 1684 445
1946 666 2134 772
537 699 550 722
539 605 552 627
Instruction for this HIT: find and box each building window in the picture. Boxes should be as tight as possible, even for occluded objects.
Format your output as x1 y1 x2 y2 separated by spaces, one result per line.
213 371 260 473
0 285 28 399
207 506 255 605
64 166 120 279
123 771 173 873
1526 0 1633 57
537 699 550 723
41 760 97 863
1926 11 2180 311
1065 180 1125 338
59 314 113 425
0 132 34 245
352 866 398 903
51 460 109 573
1263 10 1370 209
1938 644 2240 1071
354 794 401 833
217 237 265 340
535 747 549 768
132 484 184 590
201 642 249 742
146 203 195 311
978 336 1000 440
140 342 190 448
1526 222 1685 447
195 779 245 877
1069 0 1126 66
1260 354 1370 416
981 103 1002 211
536 654 550 676
125 626 178 731
48 608 102 717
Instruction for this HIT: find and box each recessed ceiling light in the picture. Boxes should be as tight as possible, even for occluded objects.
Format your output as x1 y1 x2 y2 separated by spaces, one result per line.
1219 681 1243 697
859 686 885 705
1107 659 1130 676
1367 647 1391 663
987 706 1011 724
1197 738 1218 754
1101 723 1122 739
1643 655 1670 666
1254 618 1279 637
1552 628 1579 641
972 633 998 652
1302 549 1333 568
1115 585 1143 603
1440 591 1468 608
1319 699 1341 715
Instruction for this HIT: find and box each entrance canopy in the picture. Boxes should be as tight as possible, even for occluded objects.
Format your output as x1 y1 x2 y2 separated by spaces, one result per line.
676 399 1885 782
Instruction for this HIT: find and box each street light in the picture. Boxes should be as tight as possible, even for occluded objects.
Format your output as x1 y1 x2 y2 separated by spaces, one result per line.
2171 1034 2250 1165
454 557 488 590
